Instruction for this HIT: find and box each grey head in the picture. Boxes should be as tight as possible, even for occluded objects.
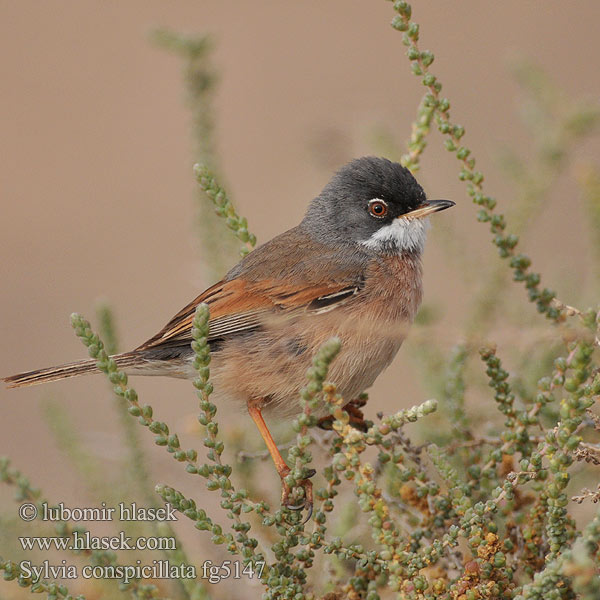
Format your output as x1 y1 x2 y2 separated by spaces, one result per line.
301 156 454 255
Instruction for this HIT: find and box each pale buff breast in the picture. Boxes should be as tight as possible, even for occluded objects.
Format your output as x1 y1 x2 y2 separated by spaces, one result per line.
206 254 423 418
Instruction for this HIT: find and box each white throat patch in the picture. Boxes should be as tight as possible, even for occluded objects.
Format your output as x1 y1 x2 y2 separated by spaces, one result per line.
361 217 430 254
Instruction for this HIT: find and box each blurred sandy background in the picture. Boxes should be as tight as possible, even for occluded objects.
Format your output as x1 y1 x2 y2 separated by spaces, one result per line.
1 1 599 596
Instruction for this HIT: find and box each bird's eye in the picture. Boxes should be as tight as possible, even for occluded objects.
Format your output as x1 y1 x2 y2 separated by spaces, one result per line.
368 199 388 218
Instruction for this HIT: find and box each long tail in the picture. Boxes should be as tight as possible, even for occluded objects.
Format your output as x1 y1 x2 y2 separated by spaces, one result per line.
3 352 141 389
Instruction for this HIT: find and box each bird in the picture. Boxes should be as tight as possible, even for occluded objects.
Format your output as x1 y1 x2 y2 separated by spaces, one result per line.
3 156 454 514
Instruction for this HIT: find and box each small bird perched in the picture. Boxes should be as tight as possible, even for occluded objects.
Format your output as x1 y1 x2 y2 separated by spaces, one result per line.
4 156 453 514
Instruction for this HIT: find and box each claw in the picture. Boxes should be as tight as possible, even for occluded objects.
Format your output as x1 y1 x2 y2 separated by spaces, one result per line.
286 500 306 511
281 476 313 523
284 497 313 525
300 502 313 524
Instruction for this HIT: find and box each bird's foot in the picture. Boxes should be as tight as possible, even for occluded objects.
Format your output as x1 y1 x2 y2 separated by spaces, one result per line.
280 468 316 524
317 396 370 432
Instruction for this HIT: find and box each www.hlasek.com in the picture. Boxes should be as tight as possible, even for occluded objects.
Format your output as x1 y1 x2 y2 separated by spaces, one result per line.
18 560 266 585
20 531 176 552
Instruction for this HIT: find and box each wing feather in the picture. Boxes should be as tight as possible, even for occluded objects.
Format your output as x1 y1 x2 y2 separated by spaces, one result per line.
136 278 362 352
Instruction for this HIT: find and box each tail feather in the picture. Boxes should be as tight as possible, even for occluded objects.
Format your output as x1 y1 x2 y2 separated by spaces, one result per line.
3 353 140 388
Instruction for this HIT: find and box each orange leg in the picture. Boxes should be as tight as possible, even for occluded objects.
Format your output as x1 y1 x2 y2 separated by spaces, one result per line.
247 399 313 514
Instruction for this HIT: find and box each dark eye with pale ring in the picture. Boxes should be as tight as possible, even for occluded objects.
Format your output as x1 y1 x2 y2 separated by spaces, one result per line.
368 199 388 218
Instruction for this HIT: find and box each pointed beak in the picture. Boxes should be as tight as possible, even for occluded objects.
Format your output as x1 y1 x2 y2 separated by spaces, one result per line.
401 199 455 219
